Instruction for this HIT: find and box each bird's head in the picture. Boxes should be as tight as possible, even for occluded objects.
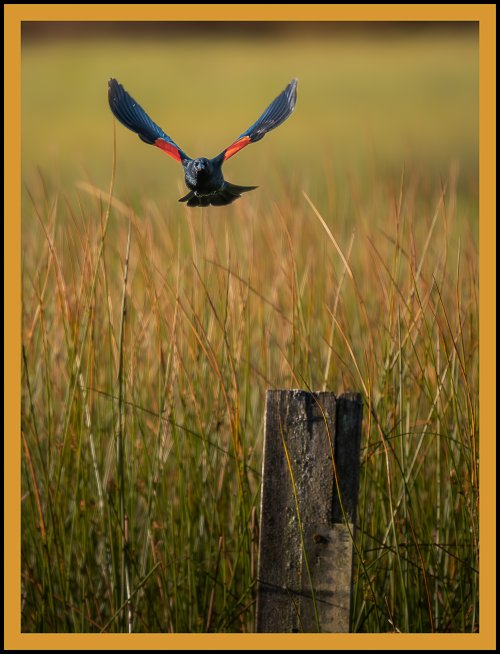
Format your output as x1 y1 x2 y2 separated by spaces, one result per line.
191 158 211 176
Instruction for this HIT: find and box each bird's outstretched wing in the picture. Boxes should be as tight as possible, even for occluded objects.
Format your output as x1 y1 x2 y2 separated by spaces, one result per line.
108 78 188 162
220 78 298 162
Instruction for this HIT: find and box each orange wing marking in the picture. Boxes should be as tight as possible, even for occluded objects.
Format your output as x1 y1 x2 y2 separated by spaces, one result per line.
154 138 182 162
223 135 252 161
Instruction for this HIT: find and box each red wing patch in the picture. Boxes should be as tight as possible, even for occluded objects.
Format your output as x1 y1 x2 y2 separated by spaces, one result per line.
154 138 182 162
223 135 252 161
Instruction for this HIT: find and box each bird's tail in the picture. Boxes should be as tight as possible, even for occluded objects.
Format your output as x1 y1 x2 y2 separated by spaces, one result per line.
179 182 257 207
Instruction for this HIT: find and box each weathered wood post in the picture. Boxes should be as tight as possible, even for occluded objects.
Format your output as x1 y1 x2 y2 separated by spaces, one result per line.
256 390 363 632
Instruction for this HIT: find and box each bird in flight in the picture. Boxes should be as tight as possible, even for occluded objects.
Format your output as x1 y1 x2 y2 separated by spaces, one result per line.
108 77 298 207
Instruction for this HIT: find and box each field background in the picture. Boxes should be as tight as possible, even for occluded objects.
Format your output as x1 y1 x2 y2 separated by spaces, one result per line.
21 22 479 633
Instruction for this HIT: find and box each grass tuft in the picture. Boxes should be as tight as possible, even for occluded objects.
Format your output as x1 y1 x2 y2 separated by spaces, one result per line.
22 159 478 632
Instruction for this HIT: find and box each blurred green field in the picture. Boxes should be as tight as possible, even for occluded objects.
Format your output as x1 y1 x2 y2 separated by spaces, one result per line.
21 27 479 634
22 29 478 202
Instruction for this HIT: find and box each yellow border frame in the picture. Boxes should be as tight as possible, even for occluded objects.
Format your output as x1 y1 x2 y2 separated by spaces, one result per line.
5 4 496 650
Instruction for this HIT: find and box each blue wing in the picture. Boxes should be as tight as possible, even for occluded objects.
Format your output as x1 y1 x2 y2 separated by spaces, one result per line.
108 78 188 162
221 78 298 161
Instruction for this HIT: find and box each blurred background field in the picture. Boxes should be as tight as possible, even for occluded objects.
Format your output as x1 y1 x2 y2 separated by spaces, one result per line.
21 23 479 633
22 22 478 204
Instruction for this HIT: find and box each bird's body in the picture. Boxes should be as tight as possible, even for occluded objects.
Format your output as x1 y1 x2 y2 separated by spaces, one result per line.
108 77 298 206
180 157 256 207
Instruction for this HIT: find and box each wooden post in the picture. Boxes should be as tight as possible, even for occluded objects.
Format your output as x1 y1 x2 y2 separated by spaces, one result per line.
256 390 362 633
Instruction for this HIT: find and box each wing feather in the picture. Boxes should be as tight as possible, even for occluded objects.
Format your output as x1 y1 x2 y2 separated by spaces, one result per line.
221 79 298 162
108 78 188 162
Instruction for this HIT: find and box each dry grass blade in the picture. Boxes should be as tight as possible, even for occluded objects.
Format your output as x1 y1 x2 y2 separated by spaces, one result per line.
303 191 354 281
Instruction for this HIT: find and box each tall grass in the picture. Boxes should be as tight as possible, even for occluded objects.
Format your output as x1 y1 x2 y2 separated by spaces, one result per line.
21 154 478 632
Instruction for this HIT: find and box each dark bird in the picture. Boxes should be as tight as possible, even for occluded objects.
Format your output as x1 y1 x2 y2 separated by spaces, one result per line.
108 77 298 206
